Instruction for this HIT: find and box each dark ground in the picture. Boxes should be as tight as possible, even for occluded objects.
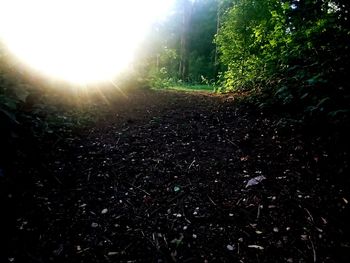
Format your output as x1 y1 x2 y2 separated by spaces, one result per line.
0 88 349 262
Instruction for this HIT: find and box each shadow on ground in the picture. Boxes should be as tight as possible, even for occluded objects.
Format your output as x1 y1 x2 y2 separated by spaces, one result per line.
1 88 349 262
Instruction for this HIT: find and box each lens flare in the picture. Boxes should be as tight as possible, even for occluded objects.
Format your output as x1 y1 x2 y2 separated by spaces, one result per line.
0 0 174 84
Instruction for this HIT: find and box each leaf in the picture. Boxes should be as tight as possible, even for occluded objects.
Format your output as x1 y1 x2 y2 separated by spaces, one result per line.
171 234 184 246
300 93 309 99
91 222 99 228
246 176 266 188
248 245 264 250
316 97 330 108
306 74 322 85
14 85 30 102
328 109 349 118
226 244 235 251
101 208 108 214
274 86 288 96
0 107 19 125
0 96 18 110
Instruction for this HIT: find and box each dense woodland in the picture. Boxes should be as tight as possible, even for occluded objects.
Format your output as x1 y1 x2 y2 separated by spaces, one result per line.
0 0 350 262
142 0 349 117
1 0 349 128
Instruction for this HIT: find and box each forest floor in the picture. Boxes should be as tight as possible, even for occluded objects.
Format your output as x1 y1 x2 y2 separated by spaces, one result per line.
1 87 349 263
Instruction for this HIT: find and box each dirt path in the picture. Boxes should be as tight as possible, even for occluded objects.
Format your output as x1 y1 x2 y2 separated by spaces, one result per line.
2 88 349 262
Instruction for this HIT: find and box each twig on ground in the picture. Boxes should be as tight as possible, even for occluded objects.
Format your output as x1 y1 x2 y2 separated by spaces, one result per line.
127 182 151 196
188 159 195 169
207 195 217 206
309 236 317 263
256 205 262 220
304 208 315 223
227 138 239 148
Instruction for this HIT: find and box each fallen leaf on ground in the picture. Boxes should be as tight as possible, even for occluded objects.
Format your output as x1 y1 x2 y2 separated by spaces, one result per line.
248 245 264 250
246 176 266 188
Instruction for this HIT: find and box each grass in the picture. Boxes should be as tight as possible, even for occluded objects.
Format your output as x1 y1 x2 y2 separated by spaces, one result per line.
163 84 215 93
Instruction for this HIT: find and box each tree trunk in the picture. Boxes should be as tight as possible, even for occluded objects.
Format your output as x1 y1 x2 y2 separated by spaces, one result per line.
214 0 222 78
178 0 191 82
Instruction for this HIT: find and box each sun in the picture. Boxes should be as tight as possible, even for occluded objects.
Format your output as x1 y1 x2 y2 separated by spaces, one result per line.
0 0 174 84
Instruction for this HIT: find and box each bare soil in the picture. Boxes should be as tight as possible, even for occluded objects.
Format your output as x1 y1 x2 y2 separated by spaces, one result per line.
1 88 349 262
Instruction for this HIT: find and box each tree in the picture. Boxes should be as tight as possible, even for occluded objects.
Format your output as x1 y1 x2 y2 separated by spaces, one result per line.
216 0 349 116
178 0 192 81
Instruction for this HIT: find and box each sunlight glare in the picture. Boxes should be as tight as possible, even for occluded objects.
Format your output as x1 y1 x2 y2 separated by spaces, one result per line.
0 0 174 84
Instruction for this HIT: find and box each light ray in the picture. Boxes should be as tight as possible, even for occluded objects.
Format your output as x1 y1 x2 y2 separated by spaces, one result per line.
0 0 175 85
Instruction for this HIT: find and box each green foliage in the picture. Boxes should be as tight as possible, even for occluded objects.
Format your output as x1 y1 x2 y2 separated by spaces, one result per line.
216 0 350 119
159 84 215 92
187 0 218 82
148 67 177 88
216 0 289 91
139 0 219 87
